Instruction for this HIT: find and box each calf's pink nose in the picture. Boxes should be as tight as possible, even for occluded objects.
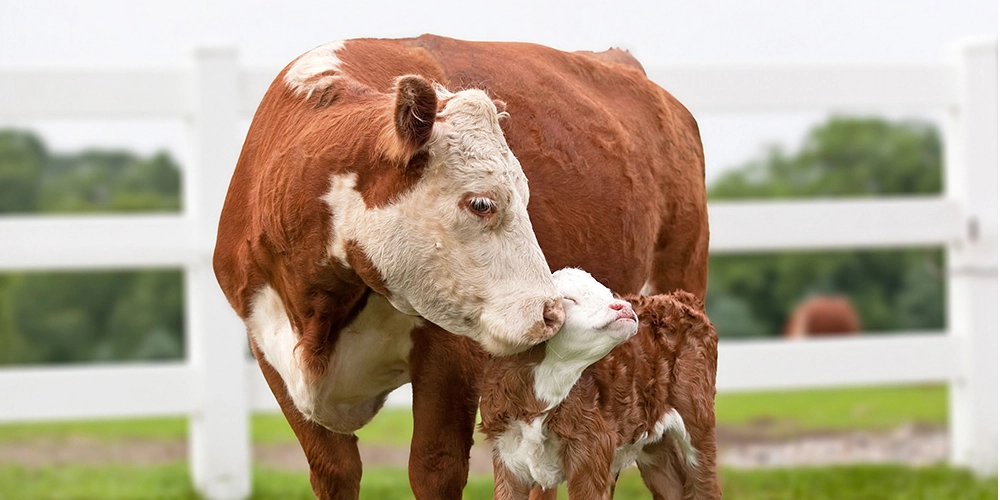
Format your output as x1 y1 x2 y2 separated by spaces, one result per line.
610 300 635 319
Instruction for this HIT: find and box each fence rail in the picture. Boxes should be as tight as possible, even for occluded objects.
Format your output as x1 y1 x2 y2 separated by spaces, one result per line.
0 40 995 499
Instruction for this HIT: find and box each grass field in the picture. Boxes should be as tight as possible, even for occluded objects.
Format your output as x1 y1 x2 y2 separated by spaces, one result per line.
1 384 991 499
0 384 949 446
0 464 995 500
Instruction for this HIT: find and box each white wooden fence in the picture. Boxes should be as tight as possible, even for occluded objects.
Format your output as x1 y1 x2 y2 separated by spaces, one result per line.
0 40 995 499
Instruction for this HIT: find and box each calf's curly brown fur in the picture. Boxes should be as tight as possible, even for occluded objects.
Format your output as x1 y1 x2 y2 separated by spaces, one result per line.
480 291 721 500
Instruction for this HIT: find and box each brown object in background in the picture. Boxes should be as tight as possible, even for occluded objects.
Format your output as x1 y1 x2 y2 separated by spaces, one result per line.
783 296 862 338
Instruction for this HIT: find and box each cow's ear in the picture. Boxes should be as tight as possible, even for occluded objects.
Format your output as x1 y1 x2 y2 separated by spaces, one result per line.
393 75 437 152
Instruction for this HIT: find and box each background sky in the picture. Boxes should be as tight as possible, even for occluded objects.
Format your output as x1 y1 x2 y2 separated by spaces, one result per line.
1 0 996 183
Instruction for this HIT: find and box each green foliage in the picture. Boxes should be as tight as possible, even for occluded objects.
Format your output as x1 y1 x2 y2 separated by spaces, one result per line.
0 269 184 365
0 129 184 365
710 117 942 199
706 117 946 337
0 131 46 213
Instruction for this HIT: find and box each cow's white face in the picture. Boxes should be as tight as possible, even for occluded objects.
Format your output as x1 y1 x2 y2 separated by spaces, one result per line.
323 77 564 356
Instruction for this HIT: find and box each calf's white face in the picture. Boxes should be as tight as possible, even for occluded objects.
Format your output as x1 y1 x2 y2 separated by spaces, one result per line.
549 268 638 363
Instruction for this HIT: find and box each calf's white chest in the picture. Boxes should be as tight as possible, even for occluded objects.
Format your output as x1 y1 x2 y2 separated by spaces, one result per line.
248 286 418 432
494 417 565 490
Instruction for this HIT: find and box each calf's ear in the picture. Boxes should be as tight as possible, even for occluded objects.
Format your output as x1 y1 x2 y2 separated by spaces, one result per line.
393 75 437 153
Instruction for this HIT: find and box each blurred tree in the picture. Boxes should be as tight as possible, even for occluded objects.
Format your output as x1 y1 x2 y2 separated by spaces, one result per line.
0 130 46 212
707 117 945 338
40 150 181 213
0 130 185 365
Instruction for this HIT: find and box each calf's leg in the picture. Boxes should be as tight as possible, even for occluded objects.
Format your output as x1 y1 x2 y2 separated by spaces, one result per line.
408 325 485 499
638 438 721 500
493 454 532 500
528 485 557 500
251 342 362 500
636 441 685 500
563 438 614 500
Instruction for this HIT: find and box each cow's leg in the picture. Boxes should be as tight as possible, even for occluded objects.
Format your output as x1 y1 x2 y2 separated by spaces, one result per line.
251 341 362 500
407 324 485 499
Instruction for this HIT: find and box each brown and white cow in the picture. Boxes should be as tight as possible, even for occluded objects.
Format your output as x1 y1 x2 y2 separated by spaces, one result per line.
480 268 720 500
213 34 707 499
783 296 862 339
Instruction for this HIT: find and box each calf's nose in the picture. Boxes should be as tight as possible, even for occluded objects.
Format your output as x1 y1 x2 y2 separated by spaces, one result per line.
610 300 635 320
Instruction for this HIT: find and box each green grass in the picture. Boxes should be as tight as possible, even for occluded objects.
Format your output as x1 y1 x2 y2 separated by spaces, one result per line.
0 416 189 443
0 410 412 446
252 408 416 445
0 464 994 500
715 384 947 435
0 384 948 447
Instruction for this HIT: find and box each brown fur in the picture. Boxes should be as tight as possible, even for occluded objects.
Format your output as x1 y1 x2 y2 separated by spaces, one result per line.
783 296 862 338
480 292 721 500
213 35 707 499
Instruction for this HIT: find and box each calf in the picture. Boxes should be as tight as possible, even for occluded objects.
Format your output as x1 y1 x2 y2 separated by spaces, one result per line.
480 268 720 499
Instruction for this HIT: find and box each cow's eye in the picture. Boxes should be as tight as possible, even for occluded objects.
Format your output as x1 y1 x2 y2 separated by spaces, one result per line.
469 197 496 216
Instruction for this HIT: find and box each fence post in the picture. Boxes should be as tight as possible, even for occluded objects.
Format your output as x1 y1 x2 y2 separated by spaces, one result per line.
185 46 252 499
945 39 998 476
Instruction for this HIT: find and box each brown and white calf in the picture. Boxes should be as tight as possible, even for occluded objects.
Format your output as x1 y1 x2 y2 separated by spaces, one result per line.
480 268 720 500
214 35 707 499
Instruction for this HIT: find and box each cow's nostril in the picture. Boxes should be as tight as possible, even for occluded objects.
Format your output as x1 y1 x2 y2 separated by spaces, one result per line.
543 298 565 331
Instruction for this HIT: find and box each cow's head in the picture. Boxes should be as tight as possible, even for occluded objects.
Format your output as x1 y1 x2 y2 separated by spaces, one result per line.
321 75 564 355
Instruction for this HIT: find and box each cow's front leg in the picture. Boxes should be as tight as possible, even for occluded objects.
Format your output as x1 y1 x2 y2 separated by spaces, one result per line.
408 324 485 499
251 341 363 500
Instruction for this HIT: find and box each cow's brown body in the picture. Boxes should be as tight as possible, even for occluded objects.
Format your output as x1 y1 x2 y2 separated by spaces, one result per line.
214 35 707 499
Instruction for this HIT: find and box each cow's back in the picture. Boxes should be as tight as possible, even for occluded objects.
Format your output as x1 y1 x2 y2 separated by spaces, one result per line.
409 35 708 296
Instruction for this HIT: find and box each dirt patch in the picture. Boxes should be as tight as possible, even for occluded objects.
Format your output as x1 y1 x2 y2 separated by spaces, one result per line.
255 442 495 474
0 425 948 472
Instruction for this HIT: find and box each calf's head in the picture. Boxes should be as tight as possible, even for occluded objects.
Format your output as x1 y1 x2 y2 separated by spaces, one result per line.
321 75 563 355
548 268 638 363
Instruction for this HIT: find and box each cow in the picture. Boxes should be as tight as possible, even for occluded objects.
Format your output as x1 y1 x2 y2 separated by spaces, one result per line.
783 296 862 339
213 34 708 499
480 268 720 500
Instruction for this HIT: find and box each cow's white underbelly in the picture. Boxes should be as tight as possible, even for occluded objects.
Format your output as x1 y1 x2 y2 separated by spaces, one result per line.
248 285 419 433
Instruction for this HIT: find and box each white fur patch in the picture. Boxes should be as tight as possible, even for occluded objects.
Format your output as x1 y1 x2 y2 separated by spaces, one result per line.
662 409 699 466
494 417 565 490
635 409 699 467
284 40 345 98
248 285 419 432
